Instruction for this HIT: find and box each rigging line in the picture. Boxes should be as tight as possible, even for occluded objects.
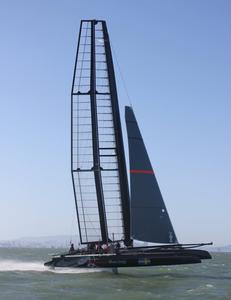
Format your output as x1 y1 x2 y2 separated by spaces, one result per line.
85 211 102 237
76 23 90 167
76 23 91 243
77 26 91 92
76 23 103 241
77 23 91 169
79 181 102 238
77 172 88 243
111 43 133 108
69 205 78 244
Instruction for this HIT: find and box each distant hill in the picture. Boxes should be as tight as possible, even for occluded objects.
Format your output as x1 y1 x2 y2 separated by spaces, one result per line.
0 238 153 249
0 235 79 249
197 245 231 253
0 236 230 252
213 245 231 253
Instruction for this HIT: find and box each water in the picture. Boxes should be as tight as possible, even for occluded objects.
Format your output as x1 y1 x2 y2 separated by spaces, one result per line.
0 248 230 300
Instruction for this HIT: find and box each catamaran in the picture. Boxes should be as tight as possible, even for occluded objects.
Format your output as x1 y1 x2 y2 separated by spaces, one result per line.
44 20 212 270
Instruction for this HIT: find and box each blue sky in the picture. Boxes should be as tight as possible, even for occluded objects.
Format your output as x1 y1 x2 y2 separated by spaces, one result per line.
0 0 230 246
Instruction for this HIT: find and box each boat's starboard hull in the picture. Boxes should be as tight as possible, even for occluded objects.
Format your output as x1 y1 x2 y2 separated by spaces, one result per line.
44 248 211 269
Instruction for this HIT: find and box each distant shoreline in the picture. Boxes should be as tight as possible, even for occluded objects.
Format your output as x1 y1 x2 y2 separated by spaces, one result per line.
0 246 229 253
0 236 230 253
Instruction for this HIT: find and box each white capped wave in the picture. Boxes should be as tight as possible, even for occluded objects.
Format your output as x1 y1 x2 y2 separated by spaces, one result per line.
50 267 104 274
0 259 104 274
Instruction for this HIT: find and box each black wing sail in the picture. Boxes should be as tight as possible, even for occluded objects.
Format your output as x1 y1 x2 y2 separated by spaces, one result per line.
71 20 130 245
125 106 178 244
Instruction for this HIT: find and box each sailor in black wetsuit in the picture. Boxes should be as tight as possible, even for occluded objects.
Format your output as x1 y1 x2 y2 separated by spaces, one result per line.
69 243 75 254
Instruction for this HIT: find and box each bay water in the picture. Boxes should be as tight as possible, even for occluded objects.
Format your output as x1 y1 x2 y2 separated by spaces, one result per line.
0 248 230 299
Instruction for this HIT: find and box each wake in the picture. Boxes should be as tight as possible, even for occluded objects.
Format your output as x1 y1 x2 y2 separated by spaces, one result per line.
0 259 103 274
0 260 45 272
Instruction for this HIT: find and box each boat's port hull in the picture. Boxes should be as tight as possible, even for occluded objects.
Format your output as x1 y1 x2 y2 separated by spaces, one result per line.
44 249 211 269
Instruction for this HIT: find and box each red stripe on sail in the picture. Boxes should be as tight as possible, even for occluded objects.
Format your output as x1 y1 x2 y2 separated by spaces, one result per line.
130 169 154 174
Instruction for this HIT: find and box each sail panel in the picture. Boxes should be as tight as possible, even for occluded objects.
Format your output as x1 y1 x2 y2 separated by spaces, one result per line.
125 106 178 244
73 171 102 242
71 20 130 244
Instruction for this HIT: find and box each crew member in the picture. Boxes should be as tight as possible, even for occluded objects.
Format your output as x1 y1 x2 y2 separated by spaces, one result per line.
69 243 75 254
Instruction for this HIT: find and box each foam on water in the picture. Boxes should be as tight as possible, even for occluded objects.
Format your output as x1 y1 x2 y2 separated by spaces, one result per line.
0 259 45 272
0 259 104 274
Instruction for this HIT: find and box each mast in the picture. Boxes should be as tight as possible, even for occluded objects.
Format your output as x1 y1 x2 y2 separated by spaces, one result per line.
71 20 131 245
90 21 108 243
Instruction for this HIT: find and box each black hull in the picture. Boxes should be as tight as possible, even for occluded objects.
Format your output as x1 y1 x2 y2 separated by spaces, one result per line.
44 248 211 269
